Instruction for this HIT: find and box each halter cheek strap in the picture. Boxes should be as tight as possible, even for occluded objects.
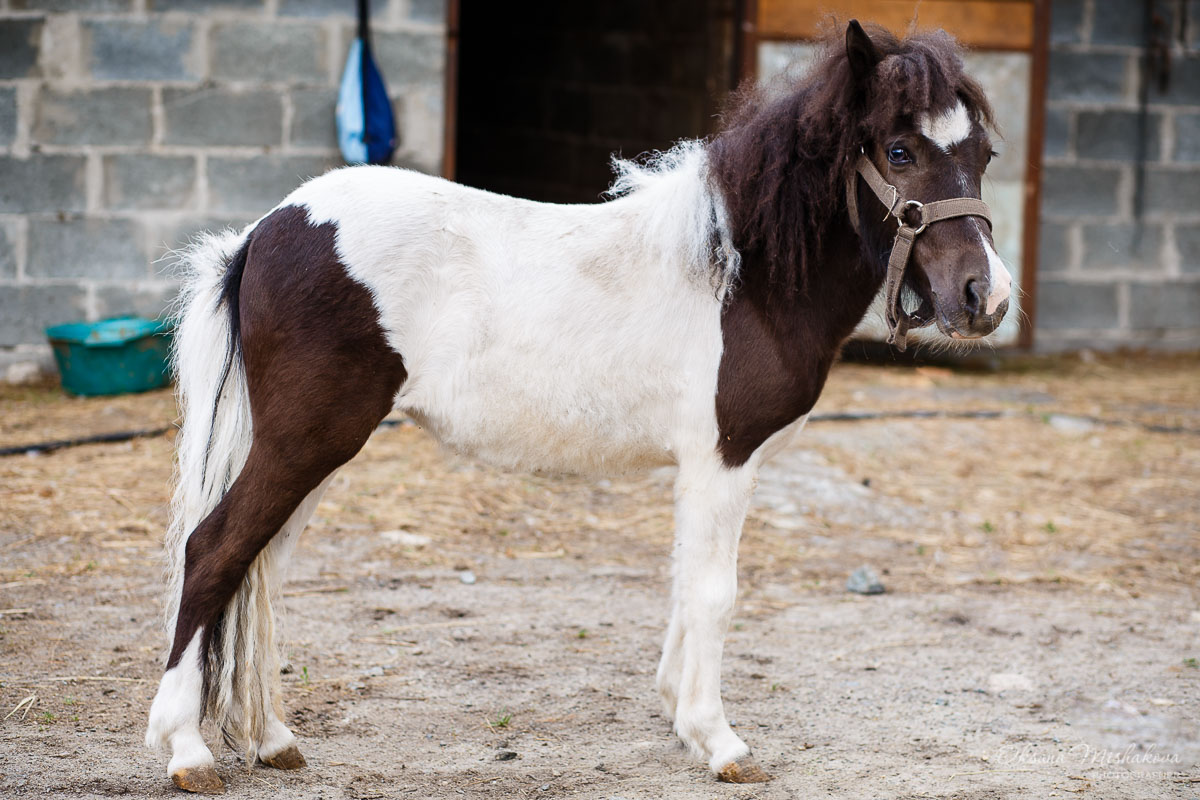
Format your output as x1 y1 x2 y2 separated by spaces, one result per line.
846 154 992 352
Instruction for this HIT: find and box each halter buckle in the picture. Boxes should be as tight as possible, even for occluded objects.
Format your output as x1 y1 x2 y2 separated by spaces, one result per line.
898 199 927 235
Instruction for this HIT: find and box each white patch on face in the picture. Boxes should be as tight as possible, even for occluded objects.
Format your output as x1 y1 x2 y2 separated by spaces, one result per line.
919 101 972 152
981 233 1012 315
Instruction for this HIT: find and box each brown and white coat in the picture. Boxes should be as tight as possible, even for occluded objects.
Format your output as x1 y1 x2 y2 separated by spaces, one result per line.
147 22 1011 791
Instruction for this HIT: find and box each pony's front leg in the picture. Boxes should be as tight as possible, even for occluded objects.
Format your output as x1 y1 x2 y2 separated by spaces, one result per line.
659 457 768 783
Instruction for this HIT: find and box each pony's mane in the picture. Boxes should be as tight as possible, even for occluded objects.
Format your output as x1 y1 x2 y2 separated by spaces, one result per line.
706 23 995 294
608 141 741 292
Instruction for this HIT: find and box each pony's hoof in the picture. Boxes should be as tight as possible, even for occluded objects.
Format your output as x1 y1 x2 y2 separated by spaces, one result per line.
260 744 307 770
171 765 225 794
716 758 772 783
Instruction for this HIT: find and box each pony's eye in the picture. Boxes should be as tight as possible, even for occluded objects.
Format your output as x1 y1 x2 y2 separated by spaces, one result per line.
887 146 913 165
988 149 999 163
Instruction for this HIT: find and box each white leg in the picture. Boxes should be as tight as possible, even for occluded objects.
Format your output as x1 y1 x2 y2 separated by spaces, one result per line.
662 456 763 779
656 607 685 719
257 711 300 764
146 630 222 791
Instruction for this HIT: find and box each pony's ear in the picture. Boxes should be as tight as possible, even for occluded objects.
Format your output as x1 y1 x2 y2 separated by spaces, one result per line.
845 20 881 86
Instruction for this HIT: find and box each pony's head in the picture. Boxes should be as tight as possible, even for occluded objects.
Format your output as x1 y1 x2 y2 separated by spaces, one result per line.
708 20 1011 341
844 21 1010 339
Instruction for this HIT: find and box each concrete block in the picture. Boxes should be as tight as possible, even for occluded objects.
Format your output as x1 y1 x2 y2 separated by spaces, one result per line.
85 18 198 81
0 18 42 79
396 88 440 171
1143 167 1200 216
1150 54 1200 106
0 87 16 148
1176 224 1200 274
1041 166 1121 217
151 0 262 10
1049 0 1084 44
1037 221 1071 272
290 88 337 148
409 0 445 24
0 155 87 213
1081 223 1162 269
1129 283 1200 329
210 22 327 84
152 217 255 263
1075 110 1160 162
28 218 147 280
95 283 179 320
33 87 153 146
12 0 131 10
1042 107 1069 159
1035 280 1119 330
103 154 198 211
1174 114 1200 162
373 31 444 88
207 155 337 213
1047 52 1128 103
163 88 283 147
1091 0 1147 46
0 285 88 347
0 220 17 279
278 0 351 17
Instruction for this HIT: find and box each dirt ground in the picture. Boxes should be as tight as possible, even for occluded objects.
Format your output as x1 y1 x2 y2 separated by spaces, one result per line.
1 353 1197 799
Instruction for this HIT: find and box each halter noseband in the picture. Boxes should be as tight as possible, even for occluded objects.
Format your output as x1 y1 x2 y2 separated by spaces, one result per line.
846 153 992 352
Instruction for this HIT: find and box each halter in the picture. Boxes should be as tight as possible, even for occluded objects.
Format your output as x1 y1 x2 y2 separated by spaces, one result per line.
846 153 992 352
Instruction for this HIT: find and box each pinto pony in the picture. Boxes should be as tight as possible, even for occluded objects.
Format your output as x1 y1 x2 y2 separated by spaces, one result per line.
147 22 1011 791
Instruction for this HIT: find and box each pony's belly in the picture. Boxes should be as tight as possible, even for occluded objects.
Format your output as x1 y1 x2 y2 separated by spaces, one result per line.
398 372 682 476
418 416 676 475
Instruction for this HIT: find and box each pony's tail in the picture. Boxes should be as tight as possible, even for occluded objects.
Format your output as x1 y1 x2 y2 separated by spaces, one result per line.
163 226 280 762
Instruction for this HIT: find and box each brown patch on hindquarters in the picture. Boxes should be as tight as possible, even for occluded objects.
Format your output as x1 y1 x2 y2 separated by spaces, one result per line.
716 758 772 783
171 765 225 794
260 744 307 770
165 202 406 689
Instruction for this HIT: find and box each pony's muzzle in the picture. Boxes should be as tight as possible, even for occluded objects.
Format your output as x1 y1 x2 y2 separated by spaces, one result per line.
929 272 1008 339
960 277 1008 337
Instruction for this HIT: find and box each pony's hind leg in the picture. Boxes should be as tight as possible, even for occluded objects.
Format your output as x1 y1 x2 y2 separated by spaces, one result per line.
146 629 223 793
155 444 349 791
148 205 407 792
251 474 335 770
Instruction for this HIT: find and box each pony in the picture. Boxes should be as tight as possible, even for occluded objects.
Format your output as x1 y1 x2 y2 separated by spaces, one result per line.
146 21 1011 792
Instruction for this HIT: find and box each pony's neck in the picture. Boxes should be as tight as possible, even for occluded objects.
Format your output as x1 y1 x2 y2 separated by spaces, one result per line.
744 212 882 345
712 185 887 466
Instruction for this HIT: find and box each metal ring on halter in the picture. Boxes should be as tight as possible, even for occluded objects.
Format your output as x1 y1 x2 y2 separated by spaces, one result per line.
898 199 927 235
880 185 898 221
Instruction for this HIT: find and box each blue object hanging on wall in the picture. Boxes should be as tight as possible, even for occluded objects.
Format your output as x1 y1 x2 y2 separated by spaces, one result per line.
337 0 396 165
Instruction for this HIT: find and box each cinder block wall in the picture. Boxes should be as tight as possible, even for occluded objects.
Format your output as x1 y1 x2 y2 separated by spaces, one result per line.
0 0 445 378
1038 0 1200 350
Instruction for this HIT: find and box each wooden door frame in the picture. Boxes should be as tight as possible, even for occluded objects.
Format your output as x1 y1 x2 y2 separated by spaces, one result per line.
442 0 460 182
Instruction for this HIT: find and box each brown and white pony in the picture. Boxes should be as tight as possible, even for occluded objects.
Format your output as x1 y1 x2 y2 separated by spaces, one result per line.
147 21 1010 792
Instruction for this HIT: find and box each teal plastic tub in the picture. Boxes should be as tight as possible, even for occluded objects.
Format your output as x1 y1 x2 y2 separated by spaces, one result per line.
45 317 174 396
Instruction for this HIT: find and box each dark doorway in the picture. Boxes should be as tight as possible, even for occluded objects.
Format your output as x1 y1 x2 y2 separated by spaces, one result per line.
454 1 738 204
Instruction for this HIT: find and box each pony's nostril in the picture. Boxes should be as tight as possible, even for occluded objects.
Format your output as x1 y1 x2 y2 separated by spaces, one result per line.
964 279 982 317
